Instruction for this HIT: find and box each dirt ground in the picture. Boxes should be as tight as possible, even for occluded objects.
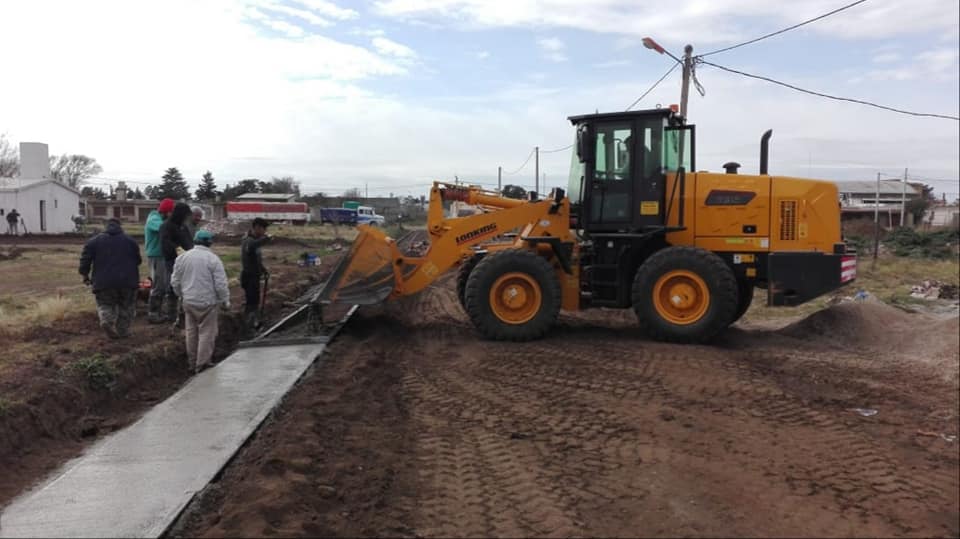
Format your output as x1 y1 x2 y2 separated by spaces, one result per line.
0 235 333 508
173 276 960 538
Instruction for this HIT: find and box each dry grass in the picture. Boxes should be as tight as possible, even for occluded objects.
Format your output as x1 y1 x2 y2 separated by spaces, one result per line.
0 291 94 331
746 253 960 321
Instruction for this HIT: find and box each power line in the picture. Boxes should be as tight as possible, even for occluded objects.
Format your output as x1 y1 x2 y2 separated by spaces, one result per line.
540 144 573 154
502 148 536 175
699 60 960 121
700 0 870 57
626 62 679 111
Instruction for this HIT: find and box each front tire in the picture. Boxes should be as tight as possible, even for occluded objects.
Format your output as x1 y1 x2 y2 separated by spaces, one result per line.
732 277 754 323
456 254 484 311
632 246 738 343
464 250 560 341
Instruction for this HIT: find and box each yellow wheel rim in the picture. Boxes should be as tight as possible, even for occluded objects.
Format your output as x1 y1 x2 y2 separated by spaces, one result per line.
489 272 542 325
653 270 710 325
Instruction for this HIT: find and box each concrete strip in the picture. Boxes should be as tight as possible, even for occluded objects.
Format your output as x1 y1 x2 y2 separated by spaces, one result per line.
0 344 326 539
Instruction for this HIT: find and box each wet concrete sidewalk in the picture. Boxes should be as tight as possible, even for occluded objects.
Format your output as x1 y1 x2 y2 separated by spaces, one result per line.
0 344 327 538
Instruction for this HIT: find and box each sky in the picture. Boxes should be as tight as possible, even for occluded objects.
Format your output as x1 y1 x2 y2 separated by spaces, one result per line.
1 0 958 199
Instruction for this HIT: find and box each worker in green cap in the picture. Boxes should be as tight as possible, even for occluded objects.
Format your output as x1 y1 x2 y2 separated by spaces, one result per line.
171 229 230 373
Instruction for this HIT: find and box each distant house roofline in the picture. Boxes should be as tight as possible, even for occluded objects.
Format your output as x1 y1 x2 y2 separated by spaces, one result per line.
0 178 81 196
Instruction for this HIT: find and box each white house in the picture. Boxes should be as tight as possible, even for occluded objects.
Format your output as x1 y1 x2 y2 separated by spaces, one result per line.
0 142 81 234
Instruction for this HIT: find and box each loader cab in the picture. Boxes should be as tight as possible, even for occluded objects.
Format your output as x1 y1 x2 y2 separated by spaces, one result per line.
568 109 694 234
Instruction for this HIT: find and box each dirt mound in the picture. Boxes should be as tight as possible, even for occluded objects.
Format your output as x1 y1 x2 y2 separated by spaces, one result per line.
780 301 959 383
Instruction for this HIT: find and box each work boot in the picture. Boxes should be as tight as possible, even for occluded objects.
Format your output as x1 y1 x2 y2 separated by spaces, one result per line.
101 321 120 339
147 295 163 324
162 297 178 322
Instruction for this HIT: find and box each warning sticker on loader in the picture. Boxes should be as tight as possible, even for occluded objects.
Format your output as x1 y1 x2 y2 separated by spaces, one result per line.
640 201 660 215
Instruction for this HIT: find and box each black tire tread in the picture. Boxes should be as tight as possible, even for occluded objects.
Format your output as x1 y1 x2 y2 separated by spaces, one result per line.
732 277 754 323
456 254 483 311
464 250 561 342
632 246 738 343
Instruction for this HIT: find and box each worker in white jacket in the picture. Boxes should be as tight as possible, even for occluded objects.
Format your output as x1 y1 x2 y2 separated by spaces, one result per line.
171 230 231 373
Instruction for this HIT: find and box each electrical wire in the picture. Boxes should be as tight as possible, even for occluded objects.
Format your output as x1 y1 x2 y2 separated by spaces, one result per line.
699 60 960 121
700 0 870 57
502 148 536 175
540 144 573 154
626 62 679 111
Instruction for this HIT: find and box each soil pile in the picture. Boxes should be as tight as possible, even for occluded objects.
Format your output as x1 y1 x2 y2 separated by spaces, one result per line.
780 301 959 383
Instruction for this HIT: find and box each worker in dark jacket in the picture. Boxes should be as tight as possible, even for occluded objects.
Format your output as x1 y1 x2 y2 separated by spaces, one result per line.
240 217 272 332
79 218 142 338
159 202 194 322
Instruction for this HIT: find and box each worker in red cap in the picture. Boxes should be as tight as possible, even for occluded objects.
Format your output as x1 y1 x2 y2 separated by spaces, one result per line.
145 198 175 323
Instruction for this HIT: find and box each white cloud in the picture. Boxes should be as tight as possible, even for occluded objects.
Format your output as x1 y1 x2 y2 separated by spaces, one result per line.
537 37 566 62
872 52 901 64
372 37 418 59
288 0 358 20
594 59 631 69
866 47 959 81
257 1 331 26
374 0 960 45
264 18 306 37
475 50 490 60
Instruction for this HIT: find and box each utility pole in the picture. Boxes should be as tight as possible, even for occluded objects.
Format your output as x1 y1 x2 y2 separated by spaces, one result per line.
534 146 539 194
900 168 907 227
365 182 368 199
679 44 694 119
498 166 502 192
873 172 880 266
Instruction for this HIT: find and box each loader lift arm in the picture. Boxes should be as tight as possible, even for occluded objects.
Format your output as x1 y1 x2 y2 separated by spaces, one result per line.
319 182 576 305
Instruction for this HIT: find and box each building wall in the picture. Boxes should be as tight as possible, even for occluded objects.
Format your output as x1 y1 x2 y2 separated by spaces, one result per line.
0 182 79 234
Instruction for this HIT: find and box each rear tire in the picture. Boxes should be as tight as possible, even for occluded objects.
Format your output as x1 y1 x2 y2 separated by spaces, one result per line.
456 254 484 311
732 277 755 323
632 246 738 343
465 250 560 341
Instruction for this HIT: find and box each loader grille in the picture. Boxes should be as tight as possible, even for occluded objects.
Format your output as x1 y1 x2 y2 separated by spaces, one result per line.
780 200 798 241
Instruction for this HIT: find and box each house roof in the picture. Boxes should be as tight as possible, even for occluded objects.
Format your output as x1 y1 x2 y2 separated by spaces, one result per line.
0 178 80 196
835 180 919 196
235 193 296 201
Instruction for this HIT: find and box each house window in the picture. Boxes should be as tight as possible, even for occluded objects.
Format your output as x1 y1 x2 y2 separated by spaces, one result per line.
93 205 107 216
123 205 135 216
55 199 58 209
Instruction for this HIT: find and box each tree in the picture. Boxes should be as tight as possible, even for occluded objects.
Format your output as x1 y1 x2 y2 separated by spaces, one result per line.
80 186 109 199
261 176 300 197
195 170 219 201
502 184 527 200
49 154 103 188
129 187 146 200
343 187 363 198
153 167 191 200
222 178 261 200
0 134 19 178
906 183 936 224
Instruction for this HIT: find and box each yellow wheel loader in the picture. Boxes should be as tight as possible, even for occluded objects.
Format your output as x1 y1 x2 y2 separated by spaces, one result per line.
320 108 857 343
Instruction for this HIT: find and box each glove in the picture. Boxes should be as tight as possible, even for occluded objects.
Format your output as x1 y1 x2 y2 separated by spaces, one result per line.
82 275 92 286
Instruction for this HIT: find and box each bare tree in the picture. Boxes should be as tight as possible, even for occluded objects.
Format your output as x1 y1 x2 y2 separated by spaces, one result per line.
49 154 103 188
0 134 18 178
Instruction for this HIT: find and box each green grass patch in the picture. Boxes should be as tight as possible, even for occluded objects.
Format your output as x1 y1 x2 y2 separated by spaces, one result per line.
68 353 118 392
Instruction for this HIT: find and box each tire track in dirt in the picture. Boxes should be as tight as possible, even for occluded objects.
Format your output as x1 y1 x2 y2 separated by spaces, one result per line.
179 281 959 538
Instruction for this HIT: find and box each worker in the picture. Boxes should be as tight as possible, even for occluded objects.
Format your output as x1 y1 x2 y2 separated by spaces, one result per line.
160 202 194 322
240 217 272 332
185 205 204 241
145 198 175 323
171 230 230 373
174 205 205 328
79 217 142 339
6 208 19 235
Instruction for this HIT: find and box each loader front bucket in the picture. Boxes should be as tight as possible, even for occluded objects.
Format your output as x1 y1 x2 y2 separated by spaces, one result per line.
318 225 399 305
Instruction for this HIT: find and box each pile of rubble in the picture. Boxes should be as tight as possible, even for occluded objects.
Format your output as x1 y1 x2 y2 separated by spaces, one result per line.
910 280 960 300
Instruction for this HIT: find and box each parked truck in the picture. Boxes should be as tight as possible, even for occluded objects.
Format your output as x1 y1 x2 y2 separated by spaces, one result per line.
319 205 385 226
